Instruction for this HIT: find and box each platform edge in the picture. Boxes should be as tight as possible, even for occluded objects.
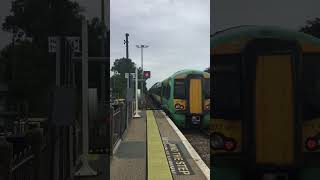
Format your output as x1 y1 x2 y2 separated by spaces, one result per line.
160 110 210 180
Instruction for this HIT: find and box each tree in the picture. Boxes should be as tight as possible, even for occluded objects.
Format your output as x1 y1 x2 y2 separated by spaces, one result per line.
204 67 210 73
137 67 147 93
3 0 84 49
88 17 106 56
110 58 147 98
300 17 320 38
110 58 135 98
0 0 106 115
111 57 136 74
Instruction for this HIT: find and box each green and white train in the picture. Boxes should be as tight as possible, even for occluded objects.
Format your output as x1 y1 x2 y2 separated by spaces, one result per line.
149 69 210 129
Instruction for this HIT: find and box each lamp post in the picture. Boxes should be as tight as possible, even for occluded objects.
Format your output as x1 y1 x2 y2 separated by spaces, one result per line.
74 18 97 177
133 66 141 118
136 45 149 104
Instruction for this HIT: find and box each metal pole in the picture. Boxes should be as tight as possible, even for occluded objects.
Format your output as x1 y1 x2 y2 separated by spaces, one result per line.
100 55 106 102
101 0 105 24
53 36 61 180
125 33 129 59
100 0 106 103
136 45 148 102
82 18 89 166
141 47 143 98
75 19 97 176
133 67 141 118
125 33 129 89
124 33 130 124
56 37 61 86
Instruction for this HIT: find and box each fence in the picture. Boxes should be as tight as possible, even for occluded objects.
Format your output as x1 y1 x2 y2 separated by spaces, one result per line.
88 101 109 154
10 145 34 180
0 99 135 180
0 125 48 180
109 100 134 154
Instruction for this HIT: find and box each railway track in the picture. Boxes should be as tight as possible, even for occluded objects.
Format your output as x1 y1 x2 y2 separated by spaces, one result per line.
181 129 210 168
145 95 210 168
145 94 161 110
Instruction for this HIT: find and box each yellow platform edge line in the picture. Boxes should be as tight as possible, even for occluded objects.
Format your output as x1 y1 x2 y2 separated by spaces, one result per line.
147 110 173 180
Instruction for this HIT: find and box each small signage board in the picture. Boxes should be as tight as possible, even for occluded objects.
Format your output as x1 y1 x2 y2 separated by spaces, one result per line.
48 36 58 53
143 71 151 79
66 36 80 52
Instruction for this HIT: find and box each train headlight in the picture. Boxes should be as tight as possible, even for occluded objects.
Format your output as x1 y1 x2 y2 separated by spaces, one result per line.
211 133 237 151
306 137 318 151
211 133 224 149
175 104 181 110
205 105 210 111
224 139 237 151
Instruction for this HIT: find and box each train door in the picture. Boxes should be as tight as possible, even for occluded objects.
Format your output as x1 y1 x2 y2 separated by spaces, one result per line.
188 78 202 124
189 79 203 124
255 55 294 166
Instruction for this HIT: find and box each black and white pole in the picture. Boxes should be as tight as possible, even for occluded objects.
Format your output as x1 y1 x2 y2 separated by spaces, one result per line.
124 33 130 89
133 66 141 118
75 19 97 176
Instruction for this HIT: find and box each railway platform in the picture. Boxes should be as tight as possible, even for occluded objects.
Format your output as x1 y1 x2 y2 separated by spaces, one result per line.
110 109 210 180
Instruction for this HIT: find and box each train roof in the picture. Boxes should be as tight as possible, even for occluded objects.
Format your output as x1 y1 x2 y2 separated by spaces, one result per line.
150 82 161 89
171 69 209 77
211 25 320 50
150 70 210 89
162 69 210 82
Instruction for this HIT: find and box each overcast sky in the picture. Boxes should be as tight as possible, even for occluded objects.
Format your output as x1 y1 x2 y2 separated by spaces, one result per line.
110 0 210 89
211 0 320 33
2 0 320 89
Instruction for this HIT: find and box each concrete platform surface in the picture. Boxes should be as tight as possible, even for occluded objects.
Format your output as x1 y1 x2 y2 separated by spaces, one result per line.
110 111 146 180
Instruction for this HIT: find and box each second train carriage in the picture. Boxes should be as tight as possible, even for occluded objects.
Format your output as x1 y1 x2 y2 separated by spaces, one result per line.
149 69 210 128
211 25 320 180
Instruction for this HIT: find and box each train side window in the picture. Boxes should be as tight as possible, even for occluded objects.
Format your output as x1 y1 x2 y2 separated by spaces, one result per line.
212 55 241 119
303 54 320 120
174 80 186 99
203 79 210 99
162 84 166 98
166 84 171 99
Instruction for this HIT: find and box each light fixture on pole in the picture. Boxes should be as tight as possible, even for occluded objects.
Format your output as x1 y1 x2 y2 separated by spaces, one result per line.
136 44 149 100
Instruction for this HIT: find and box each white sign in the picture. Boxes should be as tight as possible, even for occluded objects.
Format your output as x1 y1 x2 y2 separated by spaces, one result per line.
66 37 80 52
125 73 129 78
48 36 57 53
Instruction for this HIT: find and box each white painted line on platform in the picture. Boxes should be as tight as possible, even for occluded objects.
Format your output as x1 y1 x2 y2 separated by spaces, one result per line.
160 111 210 180
112 138 122 155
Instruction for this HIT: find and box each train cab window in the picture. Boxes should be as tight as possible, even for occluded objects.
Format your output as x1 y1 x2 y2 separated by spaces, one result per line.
213 55 241 119
174 80 186 99
166 84 171 99
162 85 166 97
303 54 320 120
203 79 210 99
156 87 161 96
